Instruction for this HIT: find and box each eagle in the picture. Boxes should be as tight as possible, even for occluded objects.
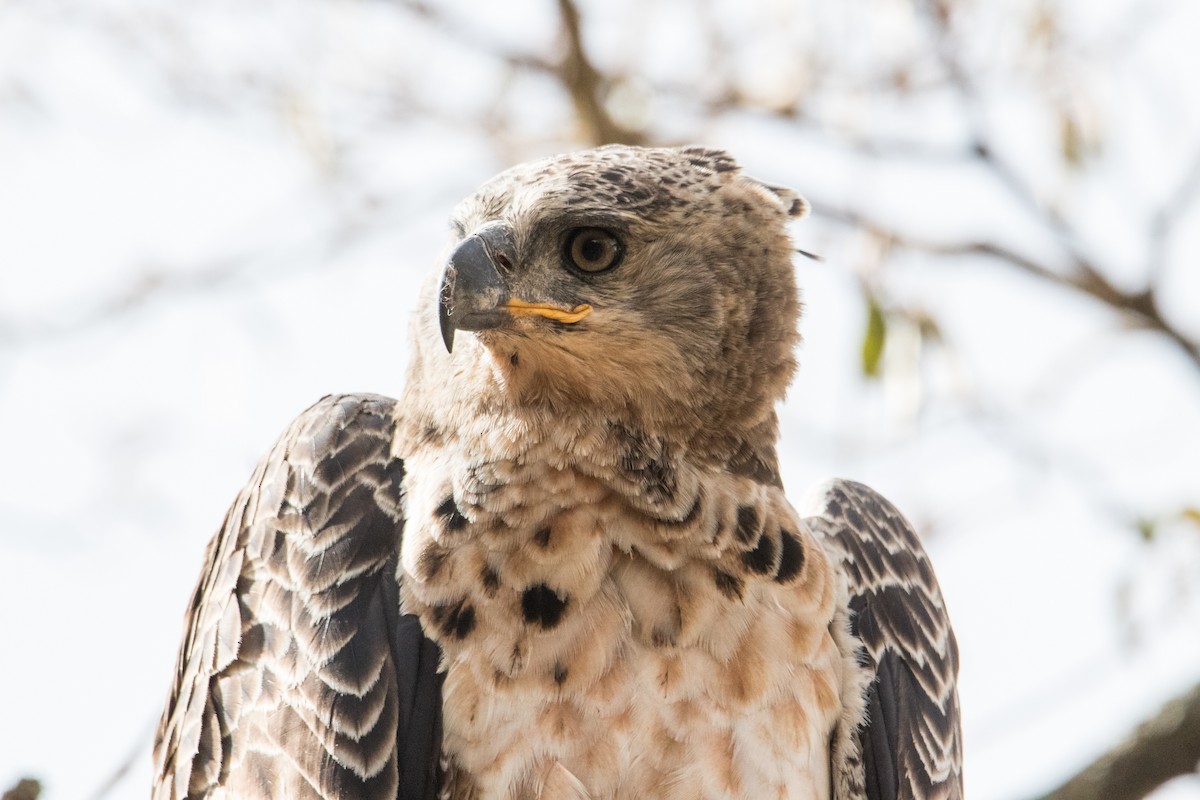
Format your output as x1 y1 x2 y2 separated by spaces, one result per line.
152 145 962 800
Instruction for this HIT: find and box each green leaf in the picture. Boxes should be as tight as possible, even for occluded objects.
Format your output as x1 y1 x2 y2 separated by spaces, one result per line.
1060 113 1084 168
1136 517 1156 542
861 300 887 378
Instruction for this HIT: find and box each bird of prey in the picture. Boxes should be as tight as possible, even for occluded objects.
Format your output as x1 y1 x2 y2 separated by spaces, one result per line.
153 145 961 800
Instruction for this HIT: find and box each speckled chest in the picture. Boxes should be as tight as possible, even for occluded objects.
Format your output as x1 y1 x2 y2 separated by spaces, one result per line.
397 442 847 800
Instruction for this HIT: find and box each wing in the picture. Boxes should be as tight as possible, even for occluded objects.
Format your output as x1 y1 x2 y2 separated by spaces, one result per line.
802 479 963 800
152 394 444 800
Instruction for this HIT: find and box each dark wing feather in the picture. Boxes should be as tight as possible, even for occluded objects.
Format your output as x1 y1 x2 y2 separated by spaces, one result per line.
804 479 963 800
152 394 444 800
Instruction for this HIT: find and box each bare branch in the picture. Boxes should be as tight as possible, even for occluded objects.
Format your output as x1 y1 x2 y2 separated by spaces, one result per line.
1031 681 1200 800
815 204 1200 372
390 0 640 147
553 0 641 146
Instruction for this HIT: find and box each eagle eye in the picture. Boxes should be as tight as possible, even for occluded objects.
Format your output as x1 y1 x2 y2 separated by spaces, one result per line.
565 227 623 274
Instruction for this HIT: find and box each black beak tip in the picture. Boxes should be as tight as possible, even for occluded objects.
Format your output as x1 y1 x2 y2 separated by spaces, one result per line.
438 295 456 353
441 309 453 352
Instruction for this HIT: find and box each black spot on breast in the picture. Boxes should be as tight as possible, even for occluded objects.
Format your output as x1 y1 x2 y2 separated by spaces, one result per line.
775 529 805 583
417 543 450 581
712 568 744 600
510 352 520 367
741 533 777 574
431 599 476 640
522 583 569 629
734 505 760 544
533 527 552 548
480 564 500 597
436 495 469 532
420 425 443 446
553 662 569 685
651 626 677 648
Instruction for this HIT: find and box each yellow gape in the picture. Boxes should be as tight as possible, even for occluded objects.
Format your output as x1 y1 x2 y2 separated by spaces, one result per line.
505 299 593 323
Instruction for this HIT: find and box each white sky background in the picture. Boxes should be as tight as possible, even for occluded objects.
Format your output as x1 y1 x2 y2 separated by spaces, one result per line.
2 0 1199 797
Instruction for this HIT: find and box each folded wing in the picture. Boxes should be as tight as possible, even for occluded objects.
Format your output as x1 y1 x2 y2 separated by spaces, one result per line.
152 394 443 800
804 478 963 800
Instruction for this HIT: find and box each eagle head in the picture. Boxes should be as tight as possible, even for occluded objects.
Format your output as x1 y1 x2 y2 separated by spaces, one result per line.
409 145 807 465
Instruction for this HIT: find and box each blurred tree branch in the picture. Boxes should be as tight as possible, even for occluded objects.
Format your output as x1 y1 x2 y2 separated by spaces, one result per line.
1032 682 1200 800
815 203 1200 372
393 0 639 146
553 0 641 146
906 3 1200 372
1 780 40 800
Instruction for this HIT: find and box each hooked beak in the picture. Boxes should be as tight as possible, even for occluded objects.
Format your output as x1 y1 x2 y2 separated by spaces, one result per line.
438 234 509 353
437 228 593 353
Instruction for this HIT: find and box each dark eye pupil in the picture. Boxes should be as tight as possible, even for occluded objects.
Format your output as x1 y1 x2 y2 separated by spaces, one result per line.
580 238 605 262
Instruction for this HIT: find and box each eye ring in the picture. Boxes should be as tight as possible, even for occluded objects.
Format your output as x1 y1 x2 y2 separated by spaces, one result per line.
564 227 623 274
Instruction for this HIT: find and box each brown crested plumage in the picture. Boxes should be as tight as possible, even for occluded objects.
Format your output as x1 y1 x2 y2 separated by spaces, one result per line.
154 145 962 800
